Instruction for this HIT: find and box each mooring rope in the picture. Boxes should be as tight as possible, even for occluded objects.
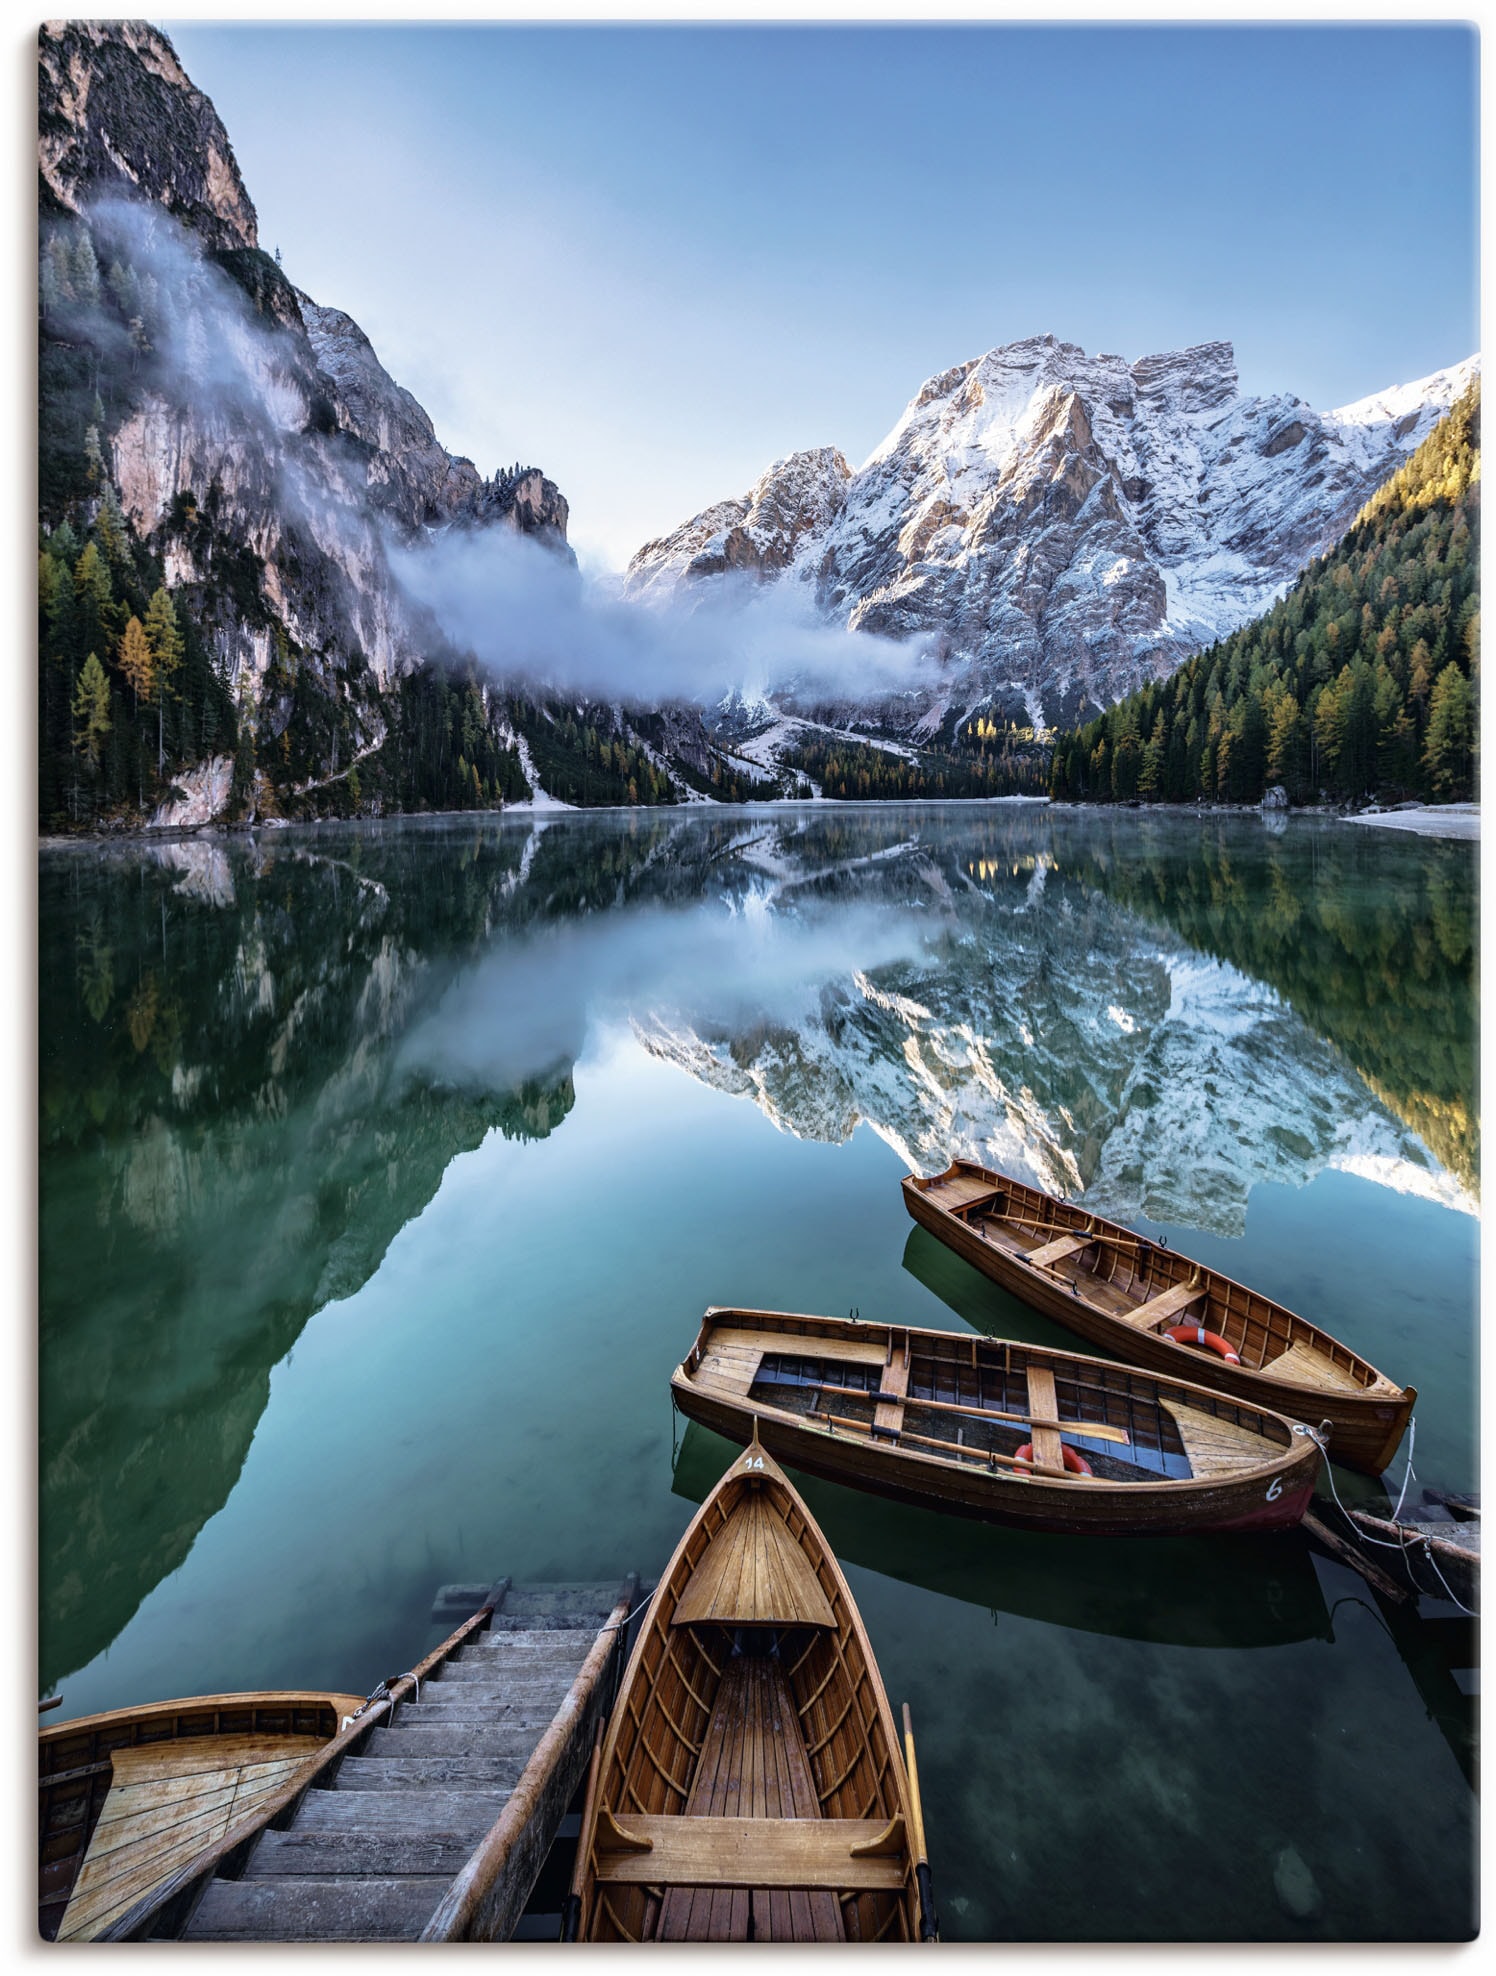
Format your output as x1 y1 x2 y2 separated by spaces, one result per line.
603 1593 655 1633
1313 1416 1478 1617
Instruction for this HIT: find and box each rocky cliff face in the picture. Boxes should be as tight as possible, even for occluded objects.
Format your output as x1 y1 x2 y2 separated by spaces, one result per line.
39 18 258 249
38 19 571 819
627 334 1478 729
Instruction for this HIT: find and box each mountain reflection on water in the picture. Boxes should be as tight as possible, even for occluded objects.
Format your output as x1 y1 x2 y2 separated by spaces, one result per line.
40 807 1475 1694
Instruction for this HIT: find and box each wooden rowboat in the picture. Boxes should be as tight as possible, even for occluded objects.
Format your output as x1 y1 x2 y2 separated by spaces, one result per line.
672 1309 1323 1537
39 1689 360 1941
903 1160 1415 1476
570 1428 931 1942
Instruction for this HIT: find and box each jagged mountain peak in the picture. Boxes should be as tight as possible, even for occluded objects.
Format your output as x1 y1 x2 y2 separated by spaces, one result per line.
627 443 851 601
39 20 258 251
631 330 1478 727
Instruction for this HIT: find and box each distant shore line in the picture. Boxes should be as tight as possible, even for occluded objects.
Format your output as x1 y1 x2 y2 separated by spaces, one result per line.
38 793 1479 849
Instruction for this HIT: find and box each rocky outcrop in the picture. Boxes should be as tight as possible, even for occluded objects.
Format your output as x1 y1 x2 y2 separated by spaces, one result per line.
628 447 851 597
295 300 570 551
39 17 258 247
629 334 1479 728
38 19 572 804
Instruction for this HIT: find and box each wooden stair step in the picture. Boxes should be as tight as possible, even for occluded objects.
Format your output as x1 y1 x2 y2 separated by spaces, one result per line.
501 1580 627 1614
330 1755 529 1791
445 1654 585 1684
363 1724 543 1760
246 1824 497 1879
462 1626 601 1654
424 1675 576 1705
429 1663 560 1686
184 1873 449 1942
393 1700 562 1730
291 1788 510 1834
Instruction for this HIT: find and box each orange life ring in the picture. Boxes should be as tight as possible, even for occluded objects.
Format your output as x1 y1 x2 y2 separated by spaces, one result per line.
1165 1324 1241 1365
1014 1441 1094 1477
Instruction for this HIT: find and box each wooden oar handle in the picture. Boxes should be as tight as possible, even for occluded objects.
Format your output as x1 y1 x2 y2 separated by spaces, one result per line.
901 1704 938 1941
801 1377 1130 1445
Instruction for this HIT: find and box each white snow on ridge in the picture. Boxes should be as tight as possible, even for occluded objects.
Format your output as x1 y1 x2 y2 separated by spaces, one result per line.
627 333 1480 725
1331 355 1481 431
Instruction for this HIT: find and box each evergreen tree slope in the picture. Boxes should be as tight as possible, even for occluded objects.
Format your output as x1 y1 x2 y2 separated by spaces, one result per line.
1049 382 1480 807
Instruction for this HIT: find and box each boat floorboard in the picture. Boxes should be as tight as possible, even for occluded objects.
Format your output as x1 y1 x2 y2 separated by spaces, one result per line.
657 1656 845 1943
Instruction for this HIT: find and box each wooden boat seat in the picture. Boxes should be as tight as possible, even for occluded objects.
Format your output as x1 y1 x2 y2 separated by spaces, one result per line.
692 1328 769 1396
1260 1338 1367 1395
872 1341 909 1438
1026 1233 1092 1270
671 1495 835 1630
1122 1280 1208 1331
595 1813 908 1891
928 1172 1005 1212
1160 1401 1274 1477
1023 1366 1066 1473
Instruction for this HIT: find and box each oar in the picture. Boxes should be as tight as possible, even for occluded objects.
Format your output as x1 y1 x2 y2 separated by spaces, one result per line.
902 1703 939 1941
812 1409 1108 1480
559 1723 605 1941
962 1196 1162 1259
778 1374 1131 1445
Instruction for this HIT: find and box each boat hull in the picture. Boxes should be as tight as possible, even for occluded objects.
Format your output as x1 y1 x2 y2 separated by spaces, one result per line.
575 1434 921 1942
902 1167 1415 1477
672 1311 1322 1539
39 1691 359 1942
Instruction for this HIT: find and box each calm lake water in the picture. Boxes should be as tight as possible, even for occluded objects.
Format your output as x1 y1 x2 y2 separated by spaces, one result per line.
39 804 1478 1941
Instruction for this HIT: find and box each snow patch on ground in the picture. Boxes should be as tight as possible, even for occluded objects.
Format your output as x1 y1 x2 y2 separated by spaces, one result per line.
1340 807 1478 841
507 732 574 812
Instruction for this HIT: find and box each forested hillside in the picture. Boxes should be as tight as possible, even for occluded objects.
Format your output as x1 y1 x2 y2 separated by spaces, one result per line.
1049 382 1480 806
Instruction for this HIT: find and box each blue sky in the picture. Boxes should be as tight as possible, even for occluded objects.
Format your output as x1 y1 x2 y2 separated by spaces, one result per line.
161 21 1478 568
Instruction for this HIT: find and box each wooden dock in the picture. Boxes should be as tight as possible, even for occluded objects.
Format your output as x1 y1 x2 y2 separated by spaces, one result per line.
96 1577 648 1943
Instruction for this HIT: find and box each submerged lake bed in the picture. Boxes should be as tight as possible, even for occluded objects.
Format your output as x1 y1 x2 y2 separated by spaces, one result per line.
39 805 1477 1940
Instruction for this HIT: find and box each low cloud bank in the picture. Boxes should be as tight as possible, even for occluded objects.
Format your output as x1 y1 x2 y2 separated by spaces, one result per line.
396 884 931 1094
391 525 933 707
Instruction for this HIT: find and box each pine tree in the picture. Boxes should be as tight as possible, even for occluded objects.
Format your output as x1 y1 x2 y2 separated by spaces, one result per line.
117 616 154 710
69 230 101 305
1423 663 1474 797
143 588 185 773
72 652 111 769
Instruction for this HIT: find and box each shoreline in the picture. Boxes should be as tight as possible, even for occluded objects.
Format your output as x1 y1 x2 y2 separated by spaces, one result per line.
37 792 1479 849
1338 806 1479 841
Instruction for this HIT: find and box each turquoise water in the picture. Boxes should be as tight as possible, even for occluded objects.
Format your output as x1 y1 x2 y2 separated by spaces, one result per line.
39 806 1477 1939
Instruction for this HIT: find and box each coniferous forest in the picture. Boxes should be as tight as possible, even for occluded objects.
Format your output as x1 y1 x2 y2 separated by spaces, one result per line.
1048 383 1480 807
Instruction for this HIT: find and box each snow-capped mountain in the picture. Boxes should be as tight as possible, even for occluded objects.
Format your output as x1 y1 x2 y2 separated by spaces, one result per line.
627 334 1479 729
